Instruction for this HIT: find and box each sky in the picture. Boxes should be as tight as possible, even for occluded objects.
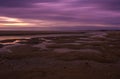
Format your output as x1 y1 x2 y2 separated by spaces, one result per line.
0 0 120 30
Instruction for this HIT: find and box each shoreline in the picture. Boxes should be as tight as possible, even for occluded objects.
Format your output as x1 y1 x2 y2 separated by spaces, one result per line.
0 30 118 36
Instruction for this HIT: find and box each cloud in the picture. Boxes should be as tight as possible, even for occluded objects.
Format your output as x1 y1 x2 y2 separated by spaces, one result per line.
74 0 120 11
102 0 120 11
0 0 119 28
0 0 59 7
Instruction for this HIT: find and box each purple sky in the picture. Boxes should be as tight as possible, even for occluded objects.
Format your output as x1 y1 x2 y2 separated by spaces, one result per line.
0 0 120 29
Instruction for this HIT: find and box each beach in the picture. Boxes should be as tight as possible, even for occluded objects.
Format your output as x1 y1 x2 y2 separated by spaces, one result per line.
0 30 120 79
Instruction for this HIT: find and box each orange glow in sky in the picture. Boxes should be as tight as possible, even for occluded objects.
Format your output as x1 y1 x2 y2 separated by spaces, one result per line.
0 23 32 26
0 16 34 27
0 16 22 22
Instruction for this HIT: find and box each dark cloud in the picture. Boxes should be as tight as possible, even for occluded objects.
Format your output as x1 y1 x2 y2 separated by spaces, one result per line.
74 0 120 11
93 0 120 11
0 0 59 7
103 0 120 11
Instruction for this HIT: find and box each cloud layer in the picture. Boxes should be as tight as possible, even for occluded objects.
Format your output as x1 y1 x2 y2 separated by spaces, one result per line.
0 0 120 28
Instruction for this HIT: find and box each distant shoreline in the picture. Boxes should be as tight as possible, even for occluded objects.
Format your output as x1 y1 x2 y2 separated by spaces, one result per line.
0 30 119 36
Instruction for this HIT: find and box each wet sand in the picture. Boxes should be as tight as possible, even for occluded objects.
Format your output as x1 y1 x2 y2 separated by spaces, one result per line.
0 31 120 79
